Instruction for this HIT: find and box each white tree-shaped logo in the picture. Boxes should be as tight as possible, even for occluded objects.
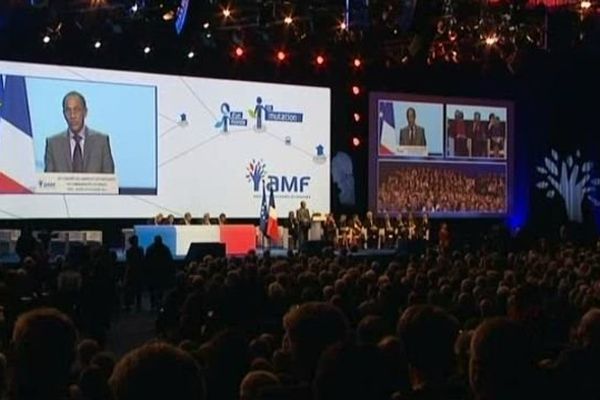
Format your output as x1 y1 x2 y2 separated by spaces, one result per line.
536 149 600 222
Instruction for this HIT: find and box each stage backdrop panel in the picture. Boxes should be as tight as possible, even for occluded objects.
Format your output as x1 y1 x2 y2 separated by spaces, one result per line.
0 60 330 219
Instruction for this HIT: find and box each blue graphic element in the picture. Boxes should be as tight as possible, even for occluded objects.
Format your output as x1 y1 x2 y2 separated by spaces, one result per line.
175 0 190 35
215 102 230 132
254 96 265 130
135 225 177 255
216 102 247 132
247 97 304 127
0 75 4 118
1 76 33 137
316 144 325 157
259 181 268 235
246 159 267 191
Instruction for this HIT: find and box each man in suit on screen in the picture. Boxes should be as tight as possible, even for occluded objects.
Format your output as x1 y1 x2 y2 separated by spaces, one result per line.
44 91 115 173
399 107 427 147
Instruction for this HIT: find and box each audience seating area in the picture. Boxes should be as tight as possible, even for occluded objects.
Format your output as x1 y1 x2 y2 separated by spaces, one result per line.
1 227 600 400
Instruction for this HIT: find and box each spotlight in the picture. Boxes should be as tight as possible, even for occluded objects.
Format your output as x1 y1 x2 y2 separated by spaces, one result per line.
94 40 102 49
284 16 293 25
581 1 592 10
353 113 361 122
351 85 360 96
163 10 175 21
42 35 51 44
484 35 499 46
203 22 210 29
352 137 361 147
143 46 151 54
339 21 347 30
234 46 244 57
315 55 325 65
276 50 286 62
353 58 362 68
187 51 195 59
222 8 231 18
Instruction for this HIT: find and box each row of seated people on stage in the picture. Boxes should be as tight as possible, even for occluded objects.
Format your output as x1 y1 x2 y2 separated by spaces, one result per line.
151 212 227 226
287 211 432 250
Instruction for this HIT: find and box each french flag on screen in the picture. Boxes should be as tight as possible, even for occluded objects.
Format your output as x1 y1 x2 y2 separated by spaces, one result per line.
0 75 36 193
379 101 397 155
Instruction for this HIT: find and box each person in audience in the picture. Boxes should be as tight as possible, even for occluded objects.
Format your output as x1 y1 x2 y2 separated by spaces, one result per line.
313 342 394 400
382 212 397 248
10 307 77 400
166 214 176 225
239 370 280 400
551 308 600 399
218 213 227 225
183 212 193 225
144 235 174 310
202 213 212 225
153 213 165 225
283 302 348 381
397 305 461 399
323 213 337 247
350 214 364 248
364 211 379 249
469 317 537 400
124 235 144 312
338 214 350 248
109 342 205 400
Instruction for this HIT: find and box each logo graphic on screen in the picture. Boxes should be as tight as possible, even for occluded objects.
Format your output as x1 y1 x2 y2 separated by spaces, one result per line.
246 159 311 194
246 159 267 191
215 102 247 132
247 96 304 132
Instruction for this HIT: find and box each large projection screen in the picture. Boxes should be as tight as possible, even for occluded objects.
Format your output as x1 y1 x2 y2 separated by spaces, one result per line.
0 60 331 218
369 92 513 218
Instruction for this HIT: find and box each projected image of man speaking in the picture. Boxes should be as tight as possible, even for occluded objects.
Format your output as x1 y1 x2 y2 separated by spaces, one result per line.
44 91 115 173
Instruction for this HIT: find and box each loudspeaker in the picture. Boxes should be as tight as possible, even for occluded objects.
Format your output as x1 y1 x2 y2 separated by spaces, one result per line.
185 242 225 263
300 240 328 256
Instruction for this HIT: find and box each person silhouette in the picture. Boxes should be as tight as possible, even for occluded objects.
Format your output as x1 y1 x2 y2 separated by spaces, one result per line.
254 96 266 130
216 103 230 132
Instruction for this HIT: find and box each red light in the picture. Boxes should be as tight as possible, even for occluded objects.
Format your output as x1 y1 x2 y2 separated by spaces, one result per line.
234 46 244 57
276 50 286 61
352 85 360 95
353 113 361 122
353 58 362 68
352 137 361 147
316 55 325 65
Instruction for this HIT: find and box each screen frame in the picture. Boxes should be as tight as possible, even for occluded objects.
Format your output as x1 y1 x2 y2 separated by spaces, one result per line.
369 91 515 219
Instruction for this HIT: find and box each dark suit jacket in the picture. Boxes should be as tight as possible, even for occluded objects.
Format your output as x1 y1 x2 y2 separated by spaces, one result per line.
399 125 427 146
44 128 115 173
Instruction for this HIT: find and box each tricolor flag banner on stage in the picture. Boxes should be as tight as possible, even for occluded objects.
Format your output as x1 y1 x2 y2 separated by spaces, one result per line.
267 185 279 241
0 75 36 193
259 181 268 237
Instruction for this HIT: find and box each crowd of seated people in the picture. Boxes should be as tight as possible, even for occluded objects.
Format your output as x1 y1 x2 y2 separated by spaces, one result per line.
378 167 506 213
152 213 228 226
285 211 431 251
2 226 600 399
